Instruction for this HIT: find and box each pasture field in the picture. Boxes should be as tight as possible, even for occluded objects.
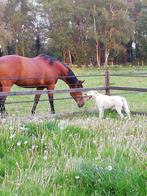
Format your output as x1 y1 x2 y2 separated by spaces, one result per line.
5 65 147 116
0 66 147 195
0 115 146 195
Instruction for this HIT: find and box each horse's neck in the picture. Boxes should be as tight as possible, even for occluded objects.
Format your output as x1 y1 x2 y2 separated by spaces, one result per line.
65 69 78 88
56 64 77 87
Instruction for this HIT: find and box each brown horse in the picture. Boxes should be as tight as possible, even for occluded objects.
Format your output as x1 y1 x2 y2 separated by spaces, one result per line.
0 54 85 115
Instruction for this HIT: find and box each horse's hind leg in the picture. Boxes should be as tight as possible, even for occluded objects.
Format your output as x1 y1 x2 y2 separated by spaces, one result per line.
0 95 6 115
0 84 10 117
48 94 55 114
0 85 4 113
31 87 44 114
47 85 55 114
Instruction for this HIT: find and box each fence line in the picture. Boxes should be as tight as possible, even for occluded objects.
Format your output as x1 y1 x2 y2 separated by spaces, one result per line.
110 86 147 92
0 71 147 89
0 87 107 97
1 86 147 99
5 91 143 105
5 96 88 105
0 72 147 81
0 75 103 80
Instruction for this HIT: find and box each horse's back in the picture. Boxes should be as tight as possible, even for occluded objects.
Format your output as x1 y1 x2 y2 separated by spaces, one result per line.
0 55 22 79
0 55 29 70
0 55 42 75
0 55 41 84
0 55 58 88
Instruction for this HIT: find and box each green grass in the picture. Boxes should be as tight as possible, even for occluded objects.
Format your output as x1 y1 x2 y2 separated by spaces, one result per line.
0 116 146 195
0 66 147 195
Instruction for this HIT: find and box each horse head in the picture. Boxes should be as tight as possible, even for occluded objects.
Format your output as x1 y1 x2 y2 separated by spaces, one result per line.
70 80 85 107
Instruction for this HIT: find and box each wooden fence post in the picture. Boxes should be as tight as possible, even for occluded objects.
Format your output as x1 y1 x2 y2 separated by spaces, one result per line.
105 68 110 95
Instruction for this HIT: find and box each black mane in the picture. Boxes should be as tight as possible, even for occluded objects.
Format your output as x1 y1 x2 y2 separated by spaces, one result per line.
62 63 78 84
66 69 78 84
40 54 56 65
40 54 78 84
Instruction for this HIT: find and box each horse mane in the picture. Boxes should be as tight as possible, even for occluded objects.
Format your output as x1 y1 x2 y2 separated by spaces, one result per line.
61 63 78 84
40 54 78 84
39 54 56 65
66 69 78 84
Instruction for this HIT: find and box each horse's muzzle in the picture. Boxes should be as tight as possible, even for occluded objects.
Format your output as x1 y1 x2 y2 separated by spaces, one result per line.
78 102 85 107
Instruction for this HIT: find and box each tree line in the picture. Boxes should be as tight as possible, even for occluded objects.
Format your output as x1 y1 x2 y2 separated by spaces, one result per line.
0 0 147 66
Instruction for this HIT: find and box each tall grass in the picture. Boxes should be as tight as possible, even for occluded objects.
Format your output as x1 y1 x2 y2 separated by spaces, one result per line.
0 115 146 195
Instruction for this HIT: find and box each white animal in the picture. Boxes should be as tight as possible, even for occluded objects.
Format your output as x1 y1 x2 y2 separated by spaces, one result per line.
86 91 130 119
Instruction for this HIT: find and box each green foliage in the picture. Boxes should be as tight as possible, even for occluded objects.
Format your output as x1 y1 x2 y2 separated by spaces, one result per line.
1 0 146 65
2 0 37 56
136 6 147 59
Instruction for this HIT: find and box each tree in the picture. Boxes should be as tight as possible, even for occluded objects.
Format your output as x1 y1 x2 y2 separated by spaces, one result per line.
38 0 94 65
42 0 134 66
98 0 134 65
135 1 147 63
0 0 143 66
4 0 37 56
0 1 13 54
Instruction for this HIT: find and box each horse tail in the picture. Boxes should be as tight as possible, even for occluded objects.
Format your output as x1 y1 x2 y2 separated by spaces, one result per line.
122 97 131 118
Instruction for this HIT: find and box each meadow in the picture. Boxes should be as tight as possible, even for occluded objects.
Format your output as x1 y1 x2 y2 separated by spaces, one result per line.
0 66 147 195
5 65 147 116
0 115 146 195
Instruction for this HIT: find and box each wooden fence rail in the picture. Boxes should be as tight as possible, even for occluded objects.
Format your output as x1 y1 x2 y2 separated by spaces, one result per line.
0 71 147 80
0 86 147 98
110 86 147 92
0 87 106 97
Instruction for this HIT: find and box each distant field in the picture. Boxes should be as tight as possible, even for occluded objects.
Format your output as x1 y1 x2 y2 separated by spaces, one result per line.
4 65 147 117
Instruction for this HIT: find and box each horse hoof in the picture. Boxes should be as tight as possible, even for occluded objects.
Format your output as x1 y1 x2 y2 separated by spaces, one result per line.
31 110 35 115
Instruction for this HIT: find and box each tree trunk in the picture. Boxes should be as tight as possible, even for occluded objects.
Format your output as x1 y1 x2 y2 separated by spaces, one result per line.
93 2 100 67
22 40 25 56
68 49 72 64
141 57 144 66
96 41 101 67
104 48 109 66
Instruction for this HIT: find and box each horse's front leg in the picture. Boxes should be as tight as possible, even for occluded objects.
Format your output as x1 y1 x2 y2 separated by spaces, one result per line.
31 87 44 115
47 86 55 114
